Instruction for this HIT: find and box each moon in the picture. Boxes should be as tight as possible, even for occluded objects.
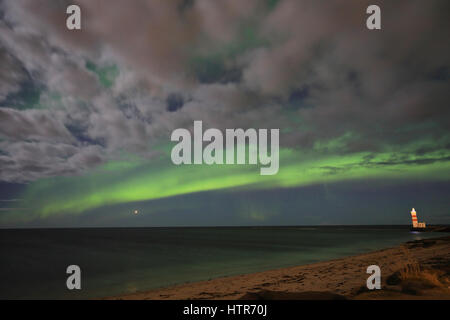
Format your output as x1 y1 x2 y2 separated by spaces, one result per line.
133 210 139 215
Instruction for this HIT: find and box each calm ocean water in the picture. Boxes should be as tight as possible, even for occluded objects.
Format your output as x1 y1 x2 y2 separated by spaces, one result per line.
0 226 447 299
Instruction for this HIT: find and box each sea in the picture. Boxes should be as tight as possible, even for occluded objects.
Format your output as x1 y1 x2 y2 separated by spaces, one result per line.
0 226 447 299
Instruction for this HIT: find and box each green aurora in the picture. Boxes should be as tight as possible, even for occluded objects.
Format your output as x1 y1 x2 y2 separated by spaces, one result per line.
13 135 450 221
1 0 449 227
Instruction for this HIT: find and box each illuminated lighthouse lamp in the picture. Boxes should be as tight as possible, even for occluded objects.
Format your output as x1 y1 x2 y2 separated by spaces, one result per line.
410 208 426 230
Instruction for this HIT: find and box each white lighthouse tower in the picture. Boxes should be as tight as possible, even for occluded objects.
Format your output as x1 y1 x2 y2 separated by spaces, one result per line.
410 208 426 229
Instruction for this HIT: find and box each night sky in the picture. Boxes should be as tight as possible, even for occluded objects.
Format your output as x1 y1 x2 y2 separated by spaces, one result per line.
0 0 449 227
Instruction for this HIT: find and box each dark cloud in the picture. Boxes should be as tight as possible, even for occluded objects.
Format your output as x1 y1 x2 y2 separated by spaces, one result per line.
0 108 73 142
0 0 449 183
0 140 104 182
0 48 28 101
166 93 184 112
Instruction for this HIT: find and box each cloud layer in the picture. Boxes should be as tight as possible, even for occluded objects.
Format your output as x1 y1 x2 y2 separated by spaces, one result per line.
0 0 449 222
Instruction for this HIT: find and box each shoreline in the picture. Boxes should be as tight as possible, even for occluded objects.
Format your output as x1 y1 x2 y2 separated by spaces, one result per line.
105 235 450 300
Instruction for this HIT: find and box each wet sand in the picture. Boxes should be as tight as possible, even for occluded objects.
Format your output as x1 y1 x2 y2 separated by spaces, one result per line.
106 236 450 300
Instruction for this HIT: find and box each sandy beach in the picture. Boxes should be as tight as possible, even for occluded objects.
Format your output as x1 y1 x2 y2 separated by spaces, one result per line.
106 235 450 300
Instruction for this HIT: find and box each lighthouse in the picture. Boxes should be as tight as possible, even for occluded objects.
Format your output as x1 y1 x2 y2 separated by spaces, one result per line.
410 208 426 229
